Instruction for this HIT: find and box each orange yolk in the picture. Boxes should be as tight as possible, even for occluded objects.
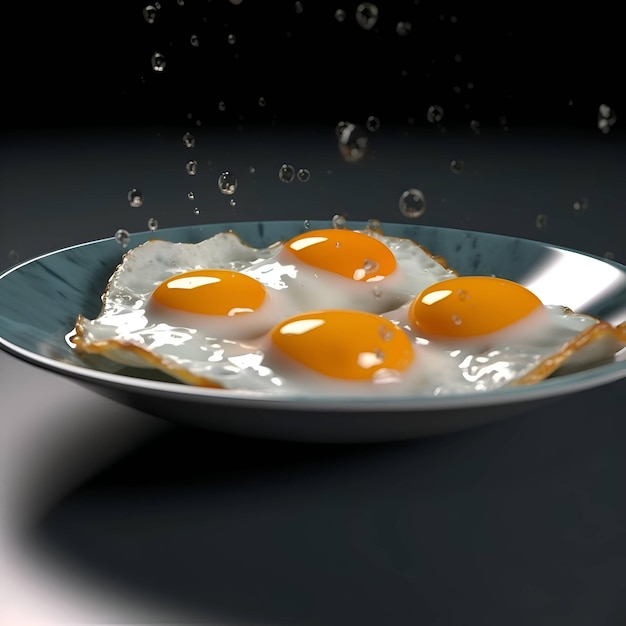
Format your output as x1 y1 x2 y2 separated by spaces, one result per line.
281 228 397 282
409 276 544 339
151 269 267 316
270 310 414 380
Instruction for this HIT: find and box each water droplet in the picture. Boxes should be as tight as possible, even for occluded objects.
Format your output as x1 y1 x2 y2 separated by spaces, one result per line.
373 286 382 299
332 214 347 229
366 218 382 233
604 250 615 260
335 8 346 22
227 33 236 45
355 2 378 30
396 21 412 36
296 168 310 182
374 348 385 361
450 159 464 173
229 0 243 4
151 52 166 72
218 172 238 194
229 198 237 206
598 104 617 134
366 115 380 132
336 121 369 162
177 0 184 5
142 4 158 23
454 53 462 63
218 101 226 111
451 314 462 326
187 191 195 200
258 96 266 107
193 207 200 215
363 258 379 273
115 229 130 247
457 289 469 301
378 324 393 340
249 165 256 174
186 160 198 175
147 217 159 231
8 250 20 264
535 213 548 229
190 34 200 47
295 1 304 13
470 119 480 134
127 188 143 207
279 164 296 183
182 132 195 148
573 197 589 211
426 105 444 123
399 188 426 219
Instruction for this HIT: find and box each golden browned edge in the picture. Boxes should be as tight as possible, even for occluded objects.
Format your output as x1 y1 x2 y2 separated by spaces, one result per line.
512 320 626 386
72 315 223 388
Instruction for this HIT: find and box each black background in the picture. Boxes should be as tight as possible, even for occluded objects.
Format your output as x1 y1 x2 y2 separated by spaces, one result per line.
3 1 624 132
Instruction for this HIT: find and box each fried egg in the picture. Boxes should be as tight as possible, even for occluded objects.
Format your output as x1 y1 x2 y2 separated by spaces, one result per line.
384 275 626 395
71 228 626 396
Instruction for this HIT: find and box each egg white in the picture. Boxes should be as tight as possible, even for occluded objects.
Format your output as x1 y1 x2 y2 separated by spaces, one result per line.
71 229 626 396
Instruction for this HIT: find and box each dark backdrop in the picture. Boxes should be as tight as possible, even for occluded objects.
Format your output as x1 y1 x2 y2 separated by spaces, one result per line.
3 1 624 132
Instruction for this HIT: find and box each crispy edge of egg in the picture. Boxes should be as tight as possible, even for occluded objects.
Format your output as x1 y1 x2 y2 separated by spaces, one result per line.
510 318 626 386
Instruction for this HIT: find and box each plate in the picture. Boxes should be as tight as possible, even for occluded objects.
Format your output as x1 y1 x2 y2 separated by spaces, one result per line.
1 220 625 443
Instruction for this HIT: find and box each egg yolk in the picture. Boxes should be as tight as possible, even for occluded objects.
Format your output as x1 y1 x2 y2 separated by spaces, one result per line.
281 228 397 282
409 276 544 339
270 310 414 380
151 269 267 316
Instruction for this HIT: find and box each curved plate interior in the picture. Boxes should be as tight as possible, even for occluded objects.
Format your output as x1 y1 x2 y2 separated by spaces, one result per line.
1 220 625 442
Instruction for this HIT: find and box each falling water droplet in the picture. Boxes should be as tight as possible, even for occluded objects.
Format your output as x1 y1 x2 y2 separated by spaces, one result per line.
426 105 444 123
115 229 131 247
229 198 237 206
303 219 311 229
218 172 238 194
190 34 200 47
227 33 236 45
535 214 548 229
186 160 198 175
193 207 200 215
604 251 615 260
182 132 195 148
218 101 226 111
366 115 380 132
147 217 158 231
573 197 589 211
336 121 369 162
332 214 347 229
258 96 266 107
355 2 378 30
8 250 20 264
127 188 143 207
295 1 304 13
142 5 158 23
451 314 462 326
279 164 296 183
396 21 412 36
399 188 426 218
450 159 464 173
598 104 617 134
470 119 481 134
249 165 256 174
335 8 346 22
151 52 166 72
373 286 382 299
187 191 195 200
366 218 382 233
296 168 310 182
